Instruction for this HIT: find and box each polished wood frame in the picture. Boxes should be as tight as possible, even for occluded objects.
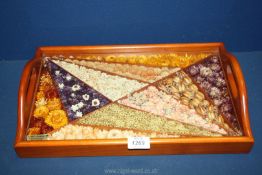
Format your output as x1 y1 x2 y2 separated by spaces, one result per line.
14 43 254 157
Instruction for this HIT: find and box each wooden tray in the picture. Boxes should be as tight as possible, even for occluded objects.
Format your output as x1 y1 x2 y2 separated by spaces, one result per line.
14 43 254 157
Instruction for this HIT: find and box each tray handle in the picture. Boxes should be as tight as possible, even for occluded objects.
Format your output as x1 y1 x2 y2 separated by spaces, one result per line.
225 53 252 137
16 59 40 143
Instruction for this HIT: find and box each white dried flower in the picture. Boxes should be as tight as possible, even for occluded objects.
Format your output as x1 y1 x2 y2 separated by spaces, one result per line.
55 70 60 76
91 99 100 107
210 87 221 97
66 74 72 81
82 94 90 101
77 102 84 109
35 98 47 107
75 111 83 117
72 84 81 91
58 83 64 89
71 104 79 112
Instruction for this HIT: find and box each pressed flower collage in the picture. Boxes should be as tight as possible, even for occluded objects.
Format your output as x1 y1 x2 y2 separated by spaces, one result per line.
26 53 242 140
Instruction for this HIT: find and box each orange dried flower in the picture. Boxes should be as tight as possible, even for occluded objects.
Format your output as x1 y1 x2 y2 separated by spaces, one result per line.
27 127 41 135
33 106 49 118
45 110 68 129
40 74 53 86
98 53 209 67
36 91 45 100
105 55 116 62
47 98 62 111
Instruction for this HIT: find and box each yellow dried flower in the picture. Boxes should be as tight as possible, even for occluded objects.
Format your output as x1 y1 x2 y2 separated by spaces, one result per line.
40 74 53 86
36 91 45 100
34 105 49 118
117 55 127 63
83 53 210 67
47 98 62 111
160 59 170 66
137 55 147 64
127 57 137 64
105 55 116 62
45 110 68 129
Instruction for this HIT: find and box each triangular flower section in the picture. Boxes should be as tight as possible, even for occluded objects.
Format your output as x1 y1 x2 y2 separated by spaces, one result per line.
76 103 221 137
155 70 235 135
47 60 111 121
26 70 69 139
52 59 148 101
117 86 228 135
63 59 180 83
184 55 242 134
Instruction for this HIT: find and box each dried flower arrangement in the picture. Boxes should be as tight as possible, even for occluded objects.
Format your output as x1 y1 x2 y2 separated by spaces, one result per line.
26 53 242 140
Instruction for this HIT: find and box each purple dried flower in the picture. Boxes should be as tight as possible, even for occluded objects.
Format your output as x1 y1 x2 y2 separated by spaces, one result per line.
210 56 219 63
196 76 205 83
188 65 199 76
200 81 212 90
216 77 226 87
211 63 220 71
220 103 232 113
207 76 216 84
214 99 223 106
